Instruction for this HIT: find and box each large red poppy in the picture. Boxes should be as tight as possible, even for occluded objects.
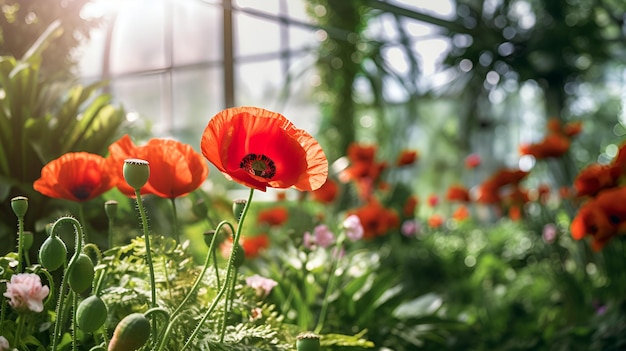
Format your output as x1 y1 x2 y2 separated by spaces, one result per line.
107 135 208 198
34 152 116 202
201 107 328 192
571 186 626 251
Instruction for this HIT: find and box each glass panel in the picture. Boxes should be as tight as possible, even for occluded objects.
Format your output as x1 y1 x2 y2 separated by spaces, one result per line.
172 68 224 147
235 58 320 134
109 0 167 75
173 1 222 65
234 0 281 15
286 0 311 22
234 13 281 57
289 26 318 52
110 74 168 134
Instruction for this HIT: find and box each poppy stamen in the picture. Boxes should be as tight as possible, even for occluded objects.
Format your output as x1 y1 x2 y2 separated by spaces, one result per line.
240 153 276 179
71 185 94 201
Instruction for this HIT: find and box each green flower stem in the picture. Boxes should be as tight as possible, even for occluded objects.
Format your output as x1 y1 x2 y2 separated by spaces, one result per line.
182 188 255 350
50 217 85 351
220 265 239 343
170 198 180 242
154 314 184 351
133 189 158 345
314 234 346 334
171 220 235 318
78 203 89 244
14 314 25 349
16 213 24 272
72 292 78 351
107 215 115 250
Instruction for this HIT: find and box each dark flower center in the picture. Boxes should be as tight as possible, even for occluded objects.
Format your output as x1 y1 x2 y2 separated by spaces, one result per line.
71 185 94 200
240 153 276 179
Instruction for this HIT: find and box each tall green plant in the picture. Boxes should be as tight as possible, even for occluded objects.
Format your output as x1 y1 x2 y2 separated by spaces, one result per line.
0 21 126 252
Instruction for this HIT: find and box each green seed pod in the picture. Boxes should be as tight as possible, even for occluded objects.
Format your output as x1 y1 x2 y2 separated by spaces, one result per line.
104 200 119 220
77 295 108 332
68 253 95 293
232 243 245 268
232 199 247 222
296 332 320 351
108 313 151 351
39 236 67 271
11 196 28 217
123 159 150 190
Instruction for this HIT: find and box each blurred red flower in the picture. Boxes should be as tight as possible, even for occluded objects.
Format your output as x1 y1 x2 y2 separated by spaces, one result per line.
519 133 571 159
446 185 470 202
201 106 328 191
34 152 116 202
452 205 470 221
108 135 208 198
464 153 481 169
348 199 399 239
257 207 289 226
310 178 339 204
571 186 626 251
396 149 419 166
428 214 444 228
403 195 419 217
574 164 621 198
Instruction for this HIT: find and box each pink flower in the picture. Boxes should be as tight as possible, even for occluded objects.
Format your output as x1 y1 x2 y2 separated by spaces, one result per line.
245 274 278 297
303 231 316 250
343 215 364 241
542 223 557 243
314 224 335 248
3 273 50 313
401 219 421 237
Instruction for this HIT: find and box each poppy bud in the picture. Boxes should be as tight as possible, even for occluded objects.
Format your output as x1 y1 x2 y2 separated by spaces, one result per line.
192 198 209 219
203 230 217 248
11 196 28 218
105 200 118 219
233 243 245 268
296 332 320 351
123 159 150 190
232 199 247 222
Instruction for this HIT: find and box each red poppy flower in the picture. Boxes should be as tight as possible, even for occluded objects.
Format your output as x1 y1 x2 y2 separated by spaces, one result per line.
452 205 470 221
396 149 419 166
201 107 328 192
428 214 444 228
571 187 626 250
464 153 481 169
427 194 439 207
347 143 377 163
348 199 399 239
403 195 419 217
107 135 209 198
519 133 571 159
446 185 470 202
257 206 289 226
574 163 621 198
221 233 270 259
310 178 339 204
34 152 116 202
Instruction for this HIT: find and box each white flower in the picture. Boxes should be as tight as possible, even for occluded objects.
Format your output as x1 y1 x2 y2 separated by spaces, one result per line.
0 336 10 351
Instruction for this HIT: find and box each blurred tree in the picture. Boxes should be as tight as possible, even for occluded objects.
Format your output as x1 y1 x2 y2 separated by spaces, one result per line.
0 0 100 78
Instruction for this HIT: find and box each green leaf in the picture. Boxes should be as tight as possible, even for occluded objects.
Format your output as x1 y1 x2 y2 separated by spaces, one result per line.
392 292 443 319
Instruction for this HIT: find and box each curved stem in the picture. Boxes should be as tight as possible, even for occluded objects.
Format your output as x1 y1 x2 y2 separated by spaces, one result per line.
50 216 85 351
78 203 89 244
108 216 115 250
172 220 235 318
133 189 158 343
220 265 238 342
182 188 255 350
